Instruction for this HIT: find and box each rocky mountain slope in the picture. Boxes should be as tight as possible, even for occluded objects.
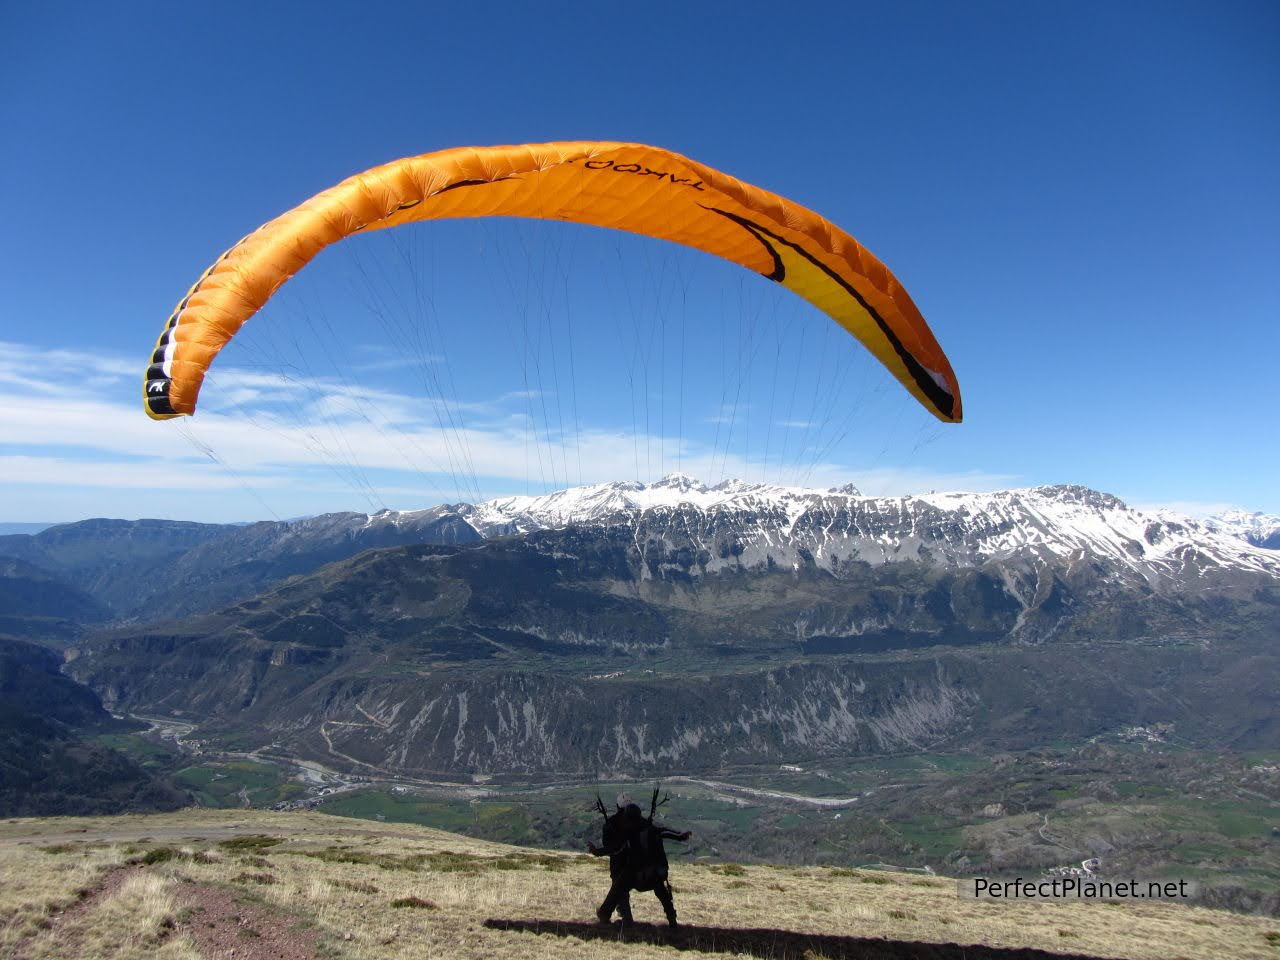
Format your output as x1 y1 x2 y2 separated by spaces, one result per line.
67 477 1280 778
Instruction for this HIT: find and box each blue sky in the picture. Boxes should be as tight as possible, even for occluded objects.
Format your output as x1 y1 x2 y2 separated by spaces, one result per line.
1 1 1276 522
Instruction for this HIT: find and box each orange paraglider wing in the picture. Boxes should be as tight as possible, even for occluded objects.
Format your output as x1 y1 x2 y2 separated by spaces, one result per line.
144 141 960 422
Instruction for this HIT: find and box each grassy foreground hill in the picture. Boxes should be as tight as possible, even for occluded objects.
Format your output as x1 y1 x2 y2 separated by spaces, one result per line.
1 810 1276 960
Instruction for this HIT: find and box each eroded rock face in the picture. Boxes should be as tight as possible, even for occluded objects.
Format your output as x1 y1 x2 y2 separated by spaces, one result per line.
278 660 977 776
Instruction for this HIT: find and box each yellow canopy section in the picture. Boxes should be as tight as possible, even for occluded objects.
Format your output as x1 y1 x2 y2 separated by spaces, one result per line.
144 141 961 422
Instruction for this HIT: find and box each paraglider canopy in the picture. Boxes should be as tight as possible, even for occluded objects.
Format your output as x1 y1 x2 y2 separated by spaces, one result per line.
143 141 961 424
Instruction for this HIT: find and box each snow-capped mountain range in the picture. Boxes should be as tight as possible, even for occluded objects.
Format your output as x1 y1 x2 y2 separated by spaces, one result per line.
371 473 1280 587
1201 509 1280 550
15 474 1268 626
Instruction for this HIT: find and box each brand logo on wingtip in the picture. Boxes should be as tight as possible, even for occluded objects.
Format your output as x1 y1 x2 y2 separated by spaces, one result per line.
567 157 705 191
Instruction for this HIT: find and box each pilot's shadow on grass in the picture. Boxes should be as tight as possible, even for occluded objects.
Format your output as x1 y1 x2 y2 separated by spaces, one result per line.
482 918 1120 960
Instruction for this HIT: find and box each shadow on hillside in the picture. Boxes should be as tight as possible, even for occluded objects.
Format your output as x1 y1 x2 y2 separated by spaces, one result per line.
483 918 1123 960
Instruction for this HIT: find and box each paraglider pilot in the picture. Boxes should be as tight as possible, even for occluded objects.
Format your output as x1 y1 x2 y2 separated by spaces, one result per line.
588 790 692 928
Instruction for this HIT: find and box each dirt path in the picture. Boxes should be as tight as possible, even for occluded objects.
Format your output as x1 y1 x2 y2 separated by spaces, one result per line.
10 861 321 960
319 721 385 771
173 879 318 960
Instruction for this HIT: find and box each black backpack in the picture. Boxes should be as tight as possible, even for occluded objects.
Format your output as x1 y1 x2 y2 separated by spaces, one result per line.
627 821 671 892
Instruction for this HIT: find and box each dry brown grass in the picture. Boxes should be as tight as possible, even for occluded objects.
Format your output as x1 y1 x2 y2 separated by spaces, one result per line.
0 840 201 960
1 839 121 953
2 809 1277 960
24 872 202 960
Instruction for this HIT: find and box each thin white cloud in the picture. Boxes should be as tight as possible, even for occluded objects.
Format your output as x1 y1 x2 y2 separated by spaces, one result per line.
0 455 291 491
0 340 136 383
703 401 753 426
347 342 443 373
0 341 1017 520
